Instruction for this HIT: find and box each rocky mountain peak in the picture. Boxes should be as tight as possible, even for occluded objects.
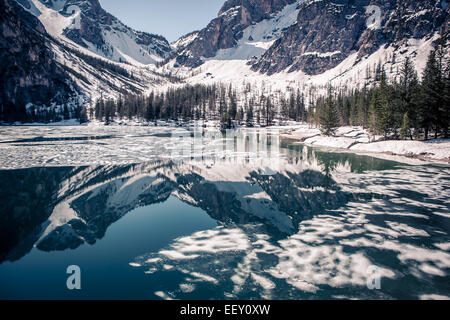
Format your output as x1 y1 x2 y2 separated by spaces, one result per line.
174 0 297 68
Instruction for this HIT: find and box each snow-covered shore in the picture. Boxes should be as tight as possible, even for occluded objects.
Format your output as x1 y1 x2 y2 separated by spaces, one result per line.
4 121 449 164
281 126 450 164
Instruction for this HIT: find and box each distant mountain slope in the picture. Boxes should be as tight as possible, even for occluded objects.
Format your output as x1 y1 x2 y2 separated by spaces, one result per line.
17 0 172 65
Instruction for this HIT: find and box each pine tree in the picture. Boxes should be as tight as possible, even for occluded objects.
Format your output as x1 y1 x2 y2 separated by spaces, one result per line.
236 107 244 124
397 57 419 134
280 97 289 123
319 87 339 136
220 112 232 129
229 94 237 120
444 52 450 138
436 35 450 138
419 50 441 140
369 68 394 138
246 101 254 126
63 105 70 120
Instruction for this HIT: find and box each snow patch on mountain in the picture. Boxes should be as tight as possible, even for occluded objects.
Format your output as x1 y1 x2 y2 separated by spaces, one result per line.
171 31 199 51
30 0 73 37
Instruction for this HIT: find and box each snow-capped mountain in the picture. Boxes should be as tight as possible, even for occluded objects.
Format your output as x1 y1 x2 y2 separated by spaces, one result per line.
172 0 448 73
173 0 298 68
252 0 449 75
18 0 172 65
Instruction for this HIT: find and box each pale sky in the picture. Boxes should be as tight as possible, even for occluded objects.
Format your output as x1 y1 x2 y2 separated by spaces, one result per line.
99 0 224 42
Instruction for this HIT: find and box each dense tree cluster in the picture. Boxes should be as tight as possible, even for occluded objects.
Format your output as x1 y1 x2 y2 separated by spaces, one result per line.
26 104 87 123
314 37 449 139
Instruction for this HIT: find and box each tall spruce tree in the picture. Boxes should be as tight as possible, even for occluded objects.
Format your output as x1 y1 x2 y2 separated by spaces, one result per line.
397 57 419 136
400 112 411 140
319 87 339 136
419 50 441 140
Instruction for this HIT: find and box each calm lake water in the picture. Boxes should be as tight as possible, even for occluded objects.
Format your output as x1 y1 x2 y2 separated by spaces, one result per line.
0 126 449 299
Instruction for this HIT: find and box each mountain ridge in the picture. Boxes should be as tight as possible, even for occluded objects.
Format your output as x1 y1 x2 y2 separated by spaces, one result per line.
17 0 172 65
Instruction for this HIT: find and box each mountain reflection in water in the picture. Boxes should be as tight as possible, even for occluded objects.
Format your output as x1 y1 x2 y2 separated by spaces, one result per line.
0 145 449 300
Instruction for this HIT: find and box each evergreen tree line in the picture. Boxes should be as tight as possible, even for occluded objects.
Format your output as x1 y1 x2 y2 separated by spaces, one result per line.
314 37 449 139
94 83 307 127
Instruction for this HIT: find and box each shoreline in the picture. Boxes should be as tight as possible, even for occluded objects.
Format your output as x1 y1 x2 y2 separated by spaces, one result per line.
280 126 450 165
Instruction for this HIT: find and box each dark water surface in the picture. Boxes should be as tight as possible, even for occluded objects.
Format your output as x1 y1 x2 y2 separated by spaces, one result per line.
0 137 449 300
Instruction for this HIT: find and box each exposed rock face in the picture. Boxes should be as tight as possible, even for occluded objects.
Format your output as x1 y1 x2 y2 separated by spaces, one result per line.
38 0 172 64
172 0 448 74
175 0 297 67
252 0 449 75
0 0 76 122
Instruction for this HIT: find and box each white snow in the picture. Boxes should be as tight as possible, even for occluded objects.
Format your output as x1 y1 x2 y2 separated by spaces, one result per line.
350 139 450 161
420 294 450 300
365 5 382 30
304 135 358 149
302 51 342 58
31 0 74 37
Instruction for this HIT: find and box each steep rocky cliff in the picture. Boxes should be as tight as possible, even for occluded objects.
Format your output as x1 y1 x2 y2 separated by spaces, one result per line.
0 0 78 122
171 0 448 76
175 0 297 68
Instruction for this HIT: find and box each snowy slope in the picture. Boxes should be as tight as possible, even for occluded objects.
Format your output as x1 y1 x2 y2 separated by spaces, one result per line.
171 31 199 51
